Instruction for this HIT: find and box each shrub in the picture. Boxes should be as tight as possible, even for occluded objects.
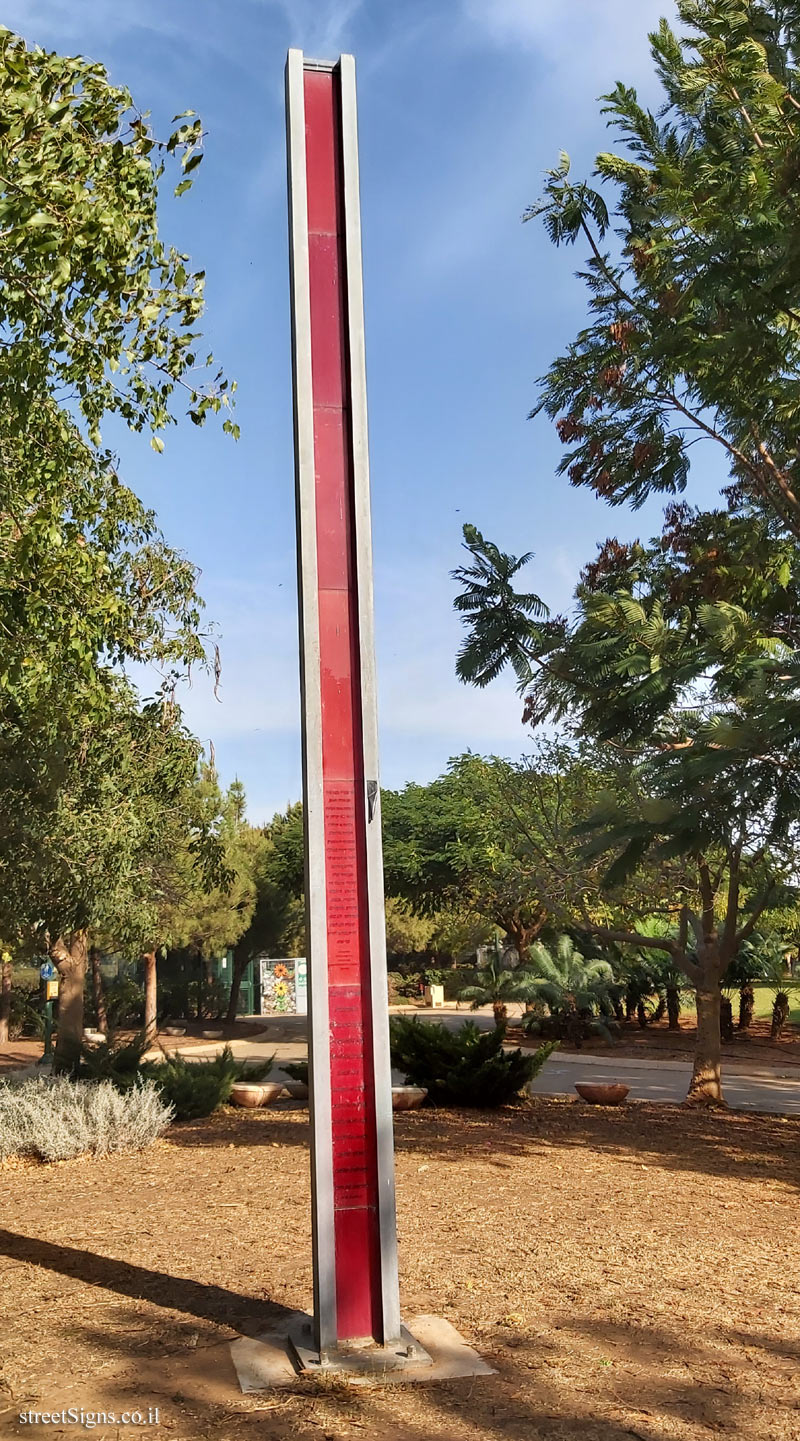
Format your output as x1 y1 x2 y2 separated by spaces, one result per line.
9 984 44 1039
0 1076 172 1162
78 1031 150 1089
522 1010 619 1047
283 1061 308 1085
143 1045 275 1121
389 1016 556 1107
103 976 145 1029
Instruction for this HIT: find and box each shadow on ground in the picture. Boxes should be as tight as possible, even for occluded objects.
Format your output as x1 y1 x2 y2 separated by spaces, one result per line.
0 1228 291 1335
390 1098 800 1191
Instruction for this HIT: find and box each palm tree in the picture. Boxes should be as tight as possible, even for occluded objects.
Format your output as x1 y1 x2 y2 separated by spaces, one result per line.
524 936 620 1044
457 954 533 1032
451 526 547 690
731 935 797 1038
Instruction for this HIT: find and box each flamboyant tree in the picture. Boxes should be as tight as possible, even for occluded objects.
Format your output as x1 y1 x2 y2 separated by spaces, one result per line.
528 1 800 537
453 507 800 1103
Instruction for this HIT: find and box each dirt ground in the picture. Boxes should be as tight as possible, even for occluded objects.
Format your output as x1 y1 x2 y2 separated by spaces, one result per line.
1 1099 798 1441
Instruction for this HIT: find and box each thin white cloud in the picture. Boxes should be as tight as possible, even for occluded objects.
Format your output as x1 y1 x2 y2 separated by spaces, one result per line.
462 0 675 76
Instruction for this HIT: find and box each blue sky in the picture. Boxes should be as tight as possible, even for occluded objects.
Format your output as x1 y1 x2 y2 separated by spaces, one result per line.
8 0 719 821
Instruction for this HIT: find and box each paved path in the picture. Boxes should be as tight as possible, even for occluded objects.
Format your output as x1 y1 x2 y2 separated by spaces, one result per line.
528 1049 800 1115
158 1009 800 1117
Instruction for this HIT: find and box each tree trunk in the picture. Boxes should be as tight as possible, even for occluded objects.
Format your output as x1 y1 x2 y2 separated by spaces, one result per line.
653 995 666 1023
0 955 11 1044
225 949 250 1025
719 995 734 1044
612 994 625 1023
625 991 635 1022
686 986 725 1105
738 983 754 1031
89 944 108 1034
50 930 88 1073
492 999 508 1032
143 950 158 1043
636 999 648 1028
771 992 789 1039
666 985 681 1030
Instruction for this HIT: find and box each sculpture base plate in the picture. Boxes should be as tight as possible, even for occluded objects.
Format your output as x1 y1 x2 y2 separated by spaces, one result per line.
230 1313 496 1391
288 1321 431 1375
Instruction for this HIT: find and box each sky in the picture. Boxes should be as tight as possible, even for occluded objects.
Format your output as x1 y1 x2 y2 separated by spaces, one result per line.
6 0 719 821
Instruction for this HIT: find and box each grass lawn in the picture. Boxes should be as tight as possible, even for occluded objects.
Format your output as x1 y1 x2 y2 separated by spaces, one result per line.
749 984 800 1025
1 1100 798 1440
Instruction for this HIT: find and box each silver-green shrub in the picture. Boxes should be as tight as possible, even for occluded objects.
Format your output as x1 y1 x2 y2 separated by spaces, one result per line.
0 1076 173 1162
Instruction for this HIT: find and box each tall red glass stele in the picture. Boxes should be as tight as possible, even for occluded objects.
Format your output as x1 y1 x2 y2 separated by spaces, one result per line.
285 48 417 1368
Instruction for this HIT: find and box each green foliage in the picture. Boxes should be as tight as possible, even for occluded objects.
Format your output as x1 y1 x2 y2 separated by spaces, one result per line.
521 936 620 1044
457 954 536 1015
103 977 145 1030
283 1061 309 1085
389 1016 556 1107
525 935 618 1014
78 1031 150 1089
527 3 800 538
8 983 44 1039
143 1045 274 1121
0 28 232 444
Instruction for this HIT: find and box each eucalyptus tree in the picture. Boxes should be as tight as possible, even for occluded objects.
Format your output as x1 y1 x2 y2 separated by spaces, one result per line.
0 29 235 1048
0 686 210 1066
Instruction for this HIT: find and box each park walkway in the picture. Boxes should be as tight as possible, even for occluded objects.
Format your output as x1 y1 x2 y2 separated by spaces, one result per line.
161 1007 800 1117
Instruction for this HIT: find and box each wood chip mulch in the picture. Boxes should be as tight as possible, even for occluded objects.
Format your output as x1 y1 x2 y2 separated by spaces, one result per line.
0 1099 798 1441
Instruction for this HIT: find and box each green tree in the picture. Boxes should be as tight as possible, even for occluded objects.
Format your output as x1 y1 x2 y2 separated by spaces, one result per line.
224 822 296 1024
527 1 800 538
382 759 552 958
457 951 534 1032
453 514 799 1103
0 686 210 1066
162 774 256 1021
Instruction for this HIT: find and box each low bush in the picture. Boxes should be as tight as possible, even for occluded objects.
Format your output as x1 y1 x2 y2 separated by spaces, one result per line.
78 1031 150 1088
0 1076 172 1162
143 1045 275 1121
8 984 44 1039
103 977 145 1030
389 1016 557 1107
283 1060 308 1085
523 1010 619 1047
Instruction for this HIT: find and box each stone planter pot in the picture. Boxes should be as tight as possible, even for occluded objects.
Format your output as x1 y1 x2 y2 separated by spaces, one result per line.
282 1081 309 1100
391 1086 428 1111
162 1026 186 1037
575 1082 630 1106
201 1029 224 1040
230 1083 264 1108
230 1082 284 1108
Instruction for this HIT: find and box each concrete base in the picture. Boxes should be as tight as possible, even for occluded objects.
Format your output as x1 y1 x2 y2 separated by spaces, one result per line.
230 1313 496 1391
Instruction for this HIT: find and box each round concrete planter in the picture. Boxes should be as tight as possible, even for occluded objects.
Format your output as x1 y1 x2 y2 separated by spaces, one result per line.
575 1082 630 1106
391 1086 428 1111
162 1026 186 1037
282 1081 309 1100
201 1029 224 1040
230 1082 284 1108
